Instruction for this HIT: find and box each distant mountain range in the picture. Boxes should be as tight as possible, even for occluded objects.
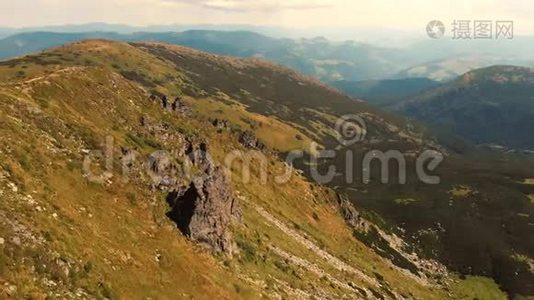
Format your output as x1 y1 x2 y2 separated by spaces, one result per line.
391 65 534 149
0 22 424 46
2 29 534 84
334 65 534 151
3 28 534 151
0 30 417 82
395 55 534 81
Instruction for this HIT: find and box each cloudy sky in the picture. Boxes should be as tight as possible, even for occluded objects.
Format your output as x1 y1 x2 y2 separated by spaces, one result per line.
1 0 533 34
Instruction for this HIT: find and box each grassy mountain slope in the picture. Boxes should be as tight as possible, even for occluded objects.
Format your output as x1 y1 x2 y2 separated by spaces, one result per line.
0 40 530 299
330 78 439 107
0 39 480 299
396 65 534 149
130 43 534 298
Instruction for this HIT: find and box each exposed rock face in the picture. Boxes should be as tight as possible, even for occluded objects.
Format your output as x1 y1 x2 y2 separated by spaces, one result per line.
136 116 217 188
149 93 191 115
337 193 369 232
183 137 214 173
170 97 192 115
146 151 180 190
238 130 265 150
161 95 168 109
166 167 241 255
336 194 448 280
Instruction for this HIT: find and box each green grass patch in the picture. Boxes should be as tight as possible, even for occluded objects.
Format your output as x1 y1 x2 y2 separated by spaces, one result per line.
450 276 507 300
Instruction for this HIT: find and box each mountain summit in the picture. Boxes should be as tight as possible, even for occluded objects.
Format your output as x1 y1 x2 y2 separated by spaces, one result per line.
397 65 534 149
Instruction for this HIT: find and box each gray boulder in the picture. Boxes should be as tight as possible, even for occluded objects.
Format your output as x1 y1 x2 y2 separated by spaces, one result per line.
166 167 241 255
238 130 265 150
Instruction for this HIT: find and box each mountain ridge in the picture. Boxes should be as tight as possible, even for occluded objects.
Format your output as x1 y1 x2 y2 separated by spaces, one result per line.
394 65 534 149
0 39 531 298
0 31 415 82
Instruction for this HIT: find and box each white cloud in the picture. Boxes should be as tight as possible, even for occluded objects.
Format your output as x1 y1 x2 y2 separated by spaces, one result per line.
161 0 333 12
0 0 534 35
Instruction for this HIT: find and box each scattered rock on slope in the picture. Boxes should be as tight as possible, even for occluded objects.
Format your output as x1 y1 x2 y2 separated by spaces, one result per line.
238 130 265 150
166 167 241 255
170 96 192 115
183 137 214 173
212 119 231 132
337 193 368 231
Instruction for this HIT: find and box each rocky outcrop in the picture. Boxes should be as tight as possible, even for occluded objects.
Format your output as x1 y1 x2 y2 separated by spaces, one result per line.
135 103 240 255
337 193 369 231
137 113 225 183
183 137 214 173
161 95 168 109
148 94 191 115
166 167 241 255
238 130 265 150
211 119 230 132
170 96 192 115
147 151 180 190
336 193 448 282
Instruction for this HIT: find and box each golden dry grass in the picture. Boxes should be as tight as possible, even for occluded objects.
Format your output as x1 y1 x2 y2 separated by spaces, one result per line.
0 39 510 299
